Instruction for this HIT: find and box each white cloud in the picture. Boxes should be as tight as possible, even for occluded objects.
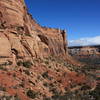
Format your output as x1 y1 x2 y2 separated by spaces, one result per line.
68 36 100 46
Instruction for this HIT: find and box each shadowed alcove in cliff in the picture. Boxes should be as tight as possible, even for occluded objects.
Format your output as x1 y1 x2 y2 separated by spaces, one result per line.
11 48 19 58
38 34 49 46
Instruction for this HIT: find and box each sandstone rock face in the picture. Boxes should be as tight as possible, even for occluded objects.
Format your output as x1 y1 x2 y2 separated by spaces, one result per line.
68 45 100 64
68 45 100 56
0 0 67 63
0 0 25 27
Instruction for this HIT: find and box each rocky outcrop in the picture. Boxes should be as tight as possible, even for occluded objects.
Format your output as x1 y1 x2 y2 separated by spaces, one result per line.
0 0 67 64
68 45 100 65
68 45 100 57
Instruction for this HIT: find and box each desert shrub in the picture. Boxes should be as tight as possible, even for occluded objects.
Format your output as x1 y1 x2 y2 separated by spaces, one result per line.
52 92 80 100
43 82 49 87
50 88 59 95
14 94 21 100
17 60 23 66
43 87 100 100
0 86 6 91
0 66 7 71
0 96 12 100
96 77 100 80
23 60 33 68
52 94 62 100
43 97 52 100
0 61 13 67
25 33 32 37
27 90 37 99
81 85 91 90
23 70 30 75
42 72 52 80
0 95 20 100
44 60 49 65
17 60 33 68
13 73 16 77
19 82 25 88
42 72 48 78
89 84 100 100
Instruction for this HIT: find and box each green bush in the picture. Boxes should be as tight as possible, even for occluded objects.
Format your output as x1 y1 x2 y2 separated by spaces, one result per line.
81 85 91 90
42 72 52 80
43 97 52 100
0 61 13 67
14 94 21 100
17 60 23 66
43 82 50 87
27 90 37 99
17 60 33 68
23 70 30 75
0 66 7 71
44 60 49 65
0 86 6 91
23 60 33 68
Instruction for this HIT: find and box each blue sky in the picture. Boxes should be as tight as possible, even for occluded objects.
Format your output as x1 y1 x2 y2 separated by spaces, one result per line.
25 0 100 46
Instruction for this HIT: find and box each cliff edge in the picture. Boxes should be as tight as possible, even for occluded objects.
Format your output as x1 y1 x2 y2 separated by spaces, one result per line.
0 0 67 66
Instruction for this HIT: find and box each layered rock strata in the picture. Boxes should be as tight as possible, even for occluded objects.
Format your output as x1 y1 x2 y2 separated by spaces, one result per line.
0 0 67 64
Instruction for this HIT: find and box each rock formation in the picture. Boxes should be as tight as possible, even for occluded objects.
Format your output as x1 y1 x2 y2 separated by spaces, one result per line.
0 0 67 65
68 45 100 56
68 45 100 65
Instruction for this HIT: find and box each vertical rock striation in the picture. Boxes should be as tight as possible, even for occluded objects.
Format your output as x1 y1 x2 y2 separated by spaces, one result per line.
0 0 67 63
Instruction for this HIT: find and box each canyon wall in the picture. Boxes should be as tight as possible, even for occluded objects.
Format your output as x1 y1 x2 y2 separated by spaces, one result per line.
68 45 100 56
0 0 67 64
68 45 100 64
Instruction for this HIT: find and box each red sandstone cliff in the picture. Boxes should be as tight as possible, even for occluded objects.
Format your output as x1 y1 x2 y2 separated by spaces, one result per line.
0 0 67 64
